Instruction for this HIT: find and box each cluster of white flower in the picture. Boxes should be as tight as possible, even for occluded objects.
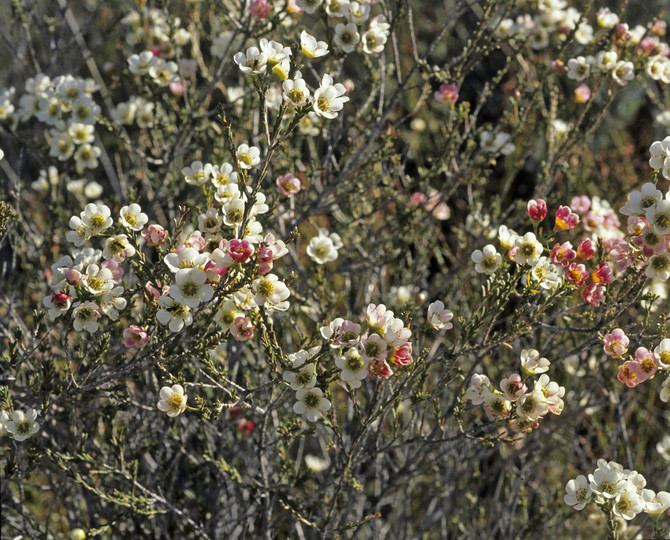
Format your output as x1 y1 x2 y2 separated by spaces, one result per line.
466 349 564 433
564 459 670 524
1 74 102 171
0 409 40 442
619 176 670 282
30 165 103 205
111 96 156 129
128 51 179 87
120 7 191 52
566 51 634 87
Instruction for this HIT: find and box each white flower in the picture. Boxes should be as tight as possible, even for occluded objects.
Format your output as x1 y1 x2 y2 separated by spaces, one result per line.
293 387 331 422
596 7 619 28
128 51 156 75
119 203 148 231
642 489 670 520
198 208 222 233
516 388 549 420
300 31 329 59
4 409 40 442
335 348 369 388
71 97 100 124
211 163 238 188
479 130 515 156
612 61 634 86
214 299 243 332
66 215 89 246
360 333 388 362
465 373 492 405
427 300 453 330
620 182 663 216
649 135 670 179
72 301 102 333
568 56 595 80
334 23 360 53
513 232 543 266
326 0 350 17
498 225 519 250
182 160 212 186
0 410 9 437
169 268 214 308
157 295 193 332
164 247 209 273
81 264 114 295
74 144 101 170
654 339 670 369
236 144 261 170
362 27 387 54
646 199 670 235
574 23 594 45
296 0 323 14
613 483 644 521
43 292 72 318
645 252 670 281
81 203 113 235
588 466 624 500
135 99 155 128
252 273 290 311
157 385 188 417
529 256 562 291
233 47 267 74
381 317 411 347
471 244 501 275
67 122 95 144
100 286 127 320
313 74 349 119
283 363 317 390
564 475 592 510
520 348 550 375
259 39 291 64
150 59 179 86
307 228 342 264
657 434 670 461
595 50 618 72
282 76 311 108
346 1 370 24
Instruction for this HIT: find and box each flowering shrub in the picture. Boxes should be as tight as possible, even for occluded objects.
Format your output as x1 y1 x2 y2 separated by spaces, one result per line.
1 0 669 538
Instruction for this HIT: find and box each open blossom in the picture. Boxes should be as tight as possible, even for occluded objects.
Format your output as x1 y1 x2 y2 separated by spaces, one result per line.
500 373 527 401
43 292 72 318
434 84 458 105
336 348 369 388
4 409 40 442
646 200 670 235
283 363 317 391
564 475 593 510
230 316 254 341
233 47 267 74
293 387 331 422
554 205 580 231
169 268 214 308
582 282 605 307
248 0 271 17
276 173 301 196
565 263 589 287
334 23 360 53
157 295 193 332
182 160 212 186
236 144 261 170
72 301 102 333
427 300 453 330
654 339 670 369
649 136 670 179
603 329 629 358
481 388 511 419
307 228 343 264
313 74 349 119
576 238 596 260
300 30 329 59
550 241 576 267
142 224 167 247
513 232 543 266
520 349 550 376
360 333 388 362
157 385 188 417
123 325 148 348
471 244 502 274
282 76 310 108
252 274 290 311
81 203 113 235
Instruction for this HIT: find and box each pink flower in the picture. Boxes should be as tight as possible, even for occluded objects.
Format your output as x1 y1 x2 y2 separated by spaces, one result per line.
633 347 657 382
231 317 254 341
592 262 614 284
65 268 82 286
276 173 301 196
228 239 254 263
527 199 548 222
142 224 167 247
145 280 168 300
228 406 242 420
238 419 256 435
179 230 206 252
248 0 271 18
500 373 527 400
581 282 605 306
360 333 388 362
391 342 413 366
627 216 648 236
434 84 458 105
368 359 393 378
169 78 189 96
571 196 591 214
554 205 580 231
617 361 639 388
633 225 665 257
101 259 124 282
410 192 428 205
565 263 589 286
574 84 591 103
608 240 636 273
124 325 149 348
576 238 596 260
550 241 576 267
603 329 629 358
